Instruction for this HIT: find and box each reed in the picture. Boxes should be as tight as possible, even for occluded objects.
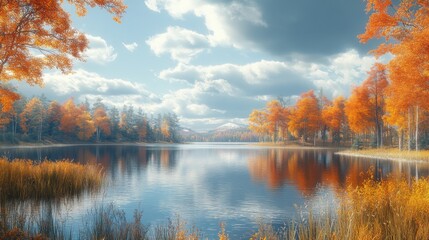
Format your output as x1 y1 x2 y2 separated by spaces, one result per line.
0 158 104 201
251 176 429 240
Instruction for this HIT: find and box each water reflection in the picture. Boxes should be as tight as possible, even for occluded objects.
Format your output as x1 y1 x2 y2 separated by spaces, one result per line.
248 148 429 195
2 144 429 238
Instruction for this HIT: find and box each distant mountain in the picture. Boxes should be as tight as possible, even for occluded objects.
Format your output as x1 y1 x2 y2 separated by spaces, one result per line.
212 123 247 132
180 123 258 142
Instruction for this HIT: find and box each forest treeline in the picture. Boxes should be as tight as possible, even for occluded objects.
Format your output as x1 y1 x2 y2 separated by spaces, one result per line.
249 0 429 150
0 95 181 143
249 69 429 150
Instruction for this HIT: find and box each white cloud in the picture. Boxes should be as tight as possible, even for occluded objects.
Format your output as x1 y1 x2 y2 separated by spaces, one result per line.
144 0 266 48
84 34 117 64
24 69 160 108
144 0 161 12
144 79 233 117
159 60 314 97
122 42 139 52
146 26 210 63
158 49 378 99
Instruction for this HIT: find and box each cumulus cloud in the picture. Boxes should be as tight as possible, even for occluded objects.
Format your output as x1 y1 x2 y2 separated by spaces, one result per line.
146 26 210 63
145 0 266 48
145 0 375 56
122 42 139 52
145 79 233 117
16 69 159 108
159 60 315 97
159 49 377 99
84 34 117 64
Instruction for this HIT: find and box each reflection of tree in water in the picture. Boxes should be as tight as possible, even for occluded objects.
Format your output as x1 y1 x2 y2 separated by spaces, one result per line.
75 146 180 180
150 148 178 170
248 149 429 196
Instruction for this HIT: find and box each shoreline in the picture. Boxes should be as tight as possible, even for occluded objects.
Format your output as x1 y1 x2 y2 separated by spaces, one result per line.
0 142 183 149
0 141 344 150
335 150 429 164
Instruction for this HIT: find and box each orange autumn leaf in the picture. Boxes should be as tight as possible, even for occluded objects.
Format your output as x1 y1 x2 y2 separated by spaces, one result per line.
0 0 126 109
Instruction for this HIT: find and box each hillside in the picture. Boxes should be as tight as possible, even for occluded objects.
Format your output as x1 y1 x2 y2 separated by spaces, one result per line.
180 123 259 142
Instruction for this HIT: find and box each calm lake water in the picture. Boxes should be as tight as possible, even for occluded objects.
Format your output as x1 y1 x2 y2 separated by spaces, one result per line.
2 143 429 239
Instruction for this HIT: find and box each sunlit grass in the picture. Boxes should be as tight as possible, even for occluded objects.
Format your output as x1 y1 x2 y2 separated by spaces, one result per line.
0 158 104 201
340 148 429 161
251 176 429 240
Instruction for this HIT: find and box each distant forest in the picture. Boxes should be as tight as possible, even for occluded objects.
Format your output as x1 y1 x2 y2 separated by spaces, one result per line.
0 95 181 144
181 128 259 142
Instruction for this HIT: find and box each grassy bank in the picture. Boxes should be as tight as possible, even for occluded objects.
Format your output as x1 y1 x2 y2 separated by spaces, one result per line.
251 176 429 240
2 176 429 239
0 158 104 201
338 148 429 162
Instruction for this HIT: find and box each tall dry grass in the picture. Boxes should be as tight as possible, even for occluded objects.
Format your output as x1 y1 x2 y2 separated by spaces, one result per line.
0 158 104 201
251 176 429 240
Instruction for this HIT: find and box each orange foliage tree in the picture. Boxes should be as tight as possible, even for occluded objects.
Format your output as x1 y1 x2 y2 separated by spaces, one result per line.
248 100 290 142
59 98 79 134
288 90 321 145
93 105 111 142
360 0 429 150
76 107 95 141
322 96 346 144
0 0 126 109
19 97 45 141
345 63 388 147
266 100 289 142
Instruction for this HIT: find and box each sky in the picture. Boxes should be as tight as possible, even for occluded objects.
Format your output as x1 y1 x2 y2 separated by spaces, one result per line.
17 0 382 132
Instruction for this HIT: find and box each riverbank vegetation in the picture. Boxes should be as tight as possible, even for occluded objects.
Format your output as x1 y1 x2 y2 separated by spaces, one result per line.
0 158 103 201
2 176 429 239
249 0 429 152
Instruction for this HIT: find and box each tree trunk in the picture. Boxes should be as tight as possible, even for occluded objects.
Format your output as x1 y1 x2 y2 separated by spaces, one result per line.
415 105 419 151
408 107 411 151
399 129 403 151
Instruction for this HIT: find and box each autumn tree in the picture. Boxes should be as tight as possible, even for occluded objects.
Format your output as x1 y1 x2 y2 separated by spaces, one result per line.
161 118 170 141
0 0 126 109
266 100 288 142
345 64 388 147
364 63 388 147
59 98 79 134
46 101 62 136
360 0 429 150
19 97 45 141
137 114 149 142
288 90 321 145
249 109 268 141
76 107 95 141
248 100 290 142
322 96 346 144
93 105 111 142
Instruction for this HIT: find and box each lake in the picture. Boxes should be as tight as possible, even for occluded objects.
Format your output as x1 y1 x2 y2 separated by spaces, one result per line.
2 143 429 239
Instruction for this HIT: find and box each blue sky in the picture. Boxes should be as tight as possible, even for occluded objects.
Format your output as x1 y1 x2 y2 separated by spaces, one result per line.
18 0 381 132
